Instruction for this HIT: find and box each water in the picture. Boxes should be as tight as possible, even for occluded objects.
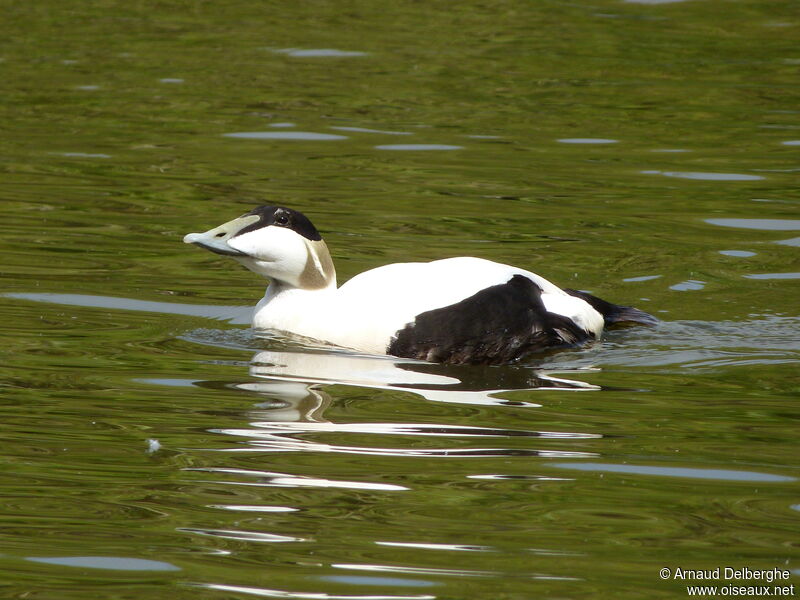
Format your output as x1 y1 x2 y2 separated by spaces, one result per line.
1 1 798 598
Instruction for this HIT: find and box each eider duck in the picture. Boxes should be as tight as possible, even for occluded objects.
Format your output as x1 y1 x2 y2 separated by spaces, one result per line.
184 205 657 364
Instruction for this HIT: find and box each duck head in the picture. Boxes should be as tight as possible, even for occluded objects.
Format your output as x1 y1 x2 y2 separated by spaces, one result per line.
184 205 336 290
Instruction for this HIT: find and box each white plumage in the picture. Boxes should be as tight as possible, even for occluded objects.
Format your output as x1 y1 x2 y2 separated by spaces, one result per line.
254 257 603 354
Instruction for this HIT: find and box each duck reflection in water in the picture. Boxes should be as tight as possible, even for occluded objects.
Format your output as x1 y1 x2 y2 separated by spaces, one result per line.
193 348 602 460
235 349 600 417
191 350 602 457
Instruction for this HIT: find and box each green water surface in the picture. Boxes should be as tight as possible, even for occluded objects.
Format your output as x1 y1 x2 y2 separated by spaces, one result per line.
1 1 798 599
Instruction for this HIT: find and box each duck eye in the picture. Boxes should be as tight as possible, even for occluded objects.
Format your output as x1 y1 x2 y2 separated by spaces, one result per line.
275 214 290 226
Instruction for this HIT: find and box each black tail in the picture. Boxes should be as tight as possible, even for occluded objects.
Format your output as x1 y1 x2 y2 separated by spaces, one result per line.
564 289 659 327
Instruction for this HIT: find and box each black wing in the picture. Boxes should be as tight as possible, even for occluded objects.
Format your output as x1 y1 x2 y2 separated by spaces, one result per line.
388 275 592 365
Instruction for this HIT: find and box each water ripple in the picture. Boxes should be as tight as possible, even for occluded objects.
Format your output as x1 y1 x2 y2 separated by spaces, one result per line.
210 433 598 459
180 528 306 543
332 562 496 578
743 272 800 280
270 48 368 57
558 316 800 370
375 541 494 553
623 0 692 4
240 421 601 440
4 293 251 323
317 576 437 588
669 279 705 291
188 467 410 491
374 144 463 151
331 562 576 582
775 236 800 247
468 474 574 481
623 274 662 282
330 126 411 135
224 131 348 141
207 504 299 513
550 462 795 482
705 218 800 231
26 556 180 571
201 583 435 600
557 138 618 144
643 170 765 181
56 152 112 158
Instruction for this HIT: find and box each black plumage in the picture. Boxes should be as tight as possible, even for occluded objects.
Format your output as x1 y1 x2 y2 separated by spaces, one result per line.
388 275 592 365
235 206 322 241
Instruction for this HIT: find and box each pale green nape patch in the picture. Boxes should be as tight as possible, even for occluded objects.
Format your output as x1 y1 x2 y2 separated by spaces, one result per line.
300 239 337 290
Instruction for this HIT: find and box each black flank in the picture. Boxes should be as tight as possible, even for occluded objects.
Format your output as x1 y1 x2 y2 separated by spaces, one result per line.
564 288 659 327
388 275 593 365
234 205 322 241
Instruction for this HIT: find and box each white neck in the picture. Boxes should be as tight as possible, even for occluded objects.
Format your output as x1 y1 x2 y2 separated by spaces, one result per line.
236 237 337 292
